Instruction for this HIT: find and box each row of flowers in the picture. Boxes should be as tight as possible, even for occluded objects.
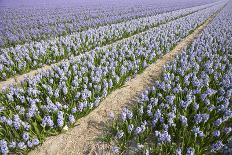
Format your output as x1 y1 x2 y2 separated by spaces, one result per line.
107 1 231 154
0 2 224 81
0 0 217 47
0 4 223 154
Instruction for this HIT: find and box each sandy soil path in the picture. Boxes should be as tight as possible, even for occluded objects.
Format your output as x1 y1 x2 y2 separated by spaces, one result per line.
28 8 221 155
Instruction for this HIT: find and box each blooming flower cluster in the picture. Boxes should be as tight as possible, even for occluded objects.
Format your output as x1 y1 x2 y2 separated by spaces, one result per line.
0 0 218 47
0 2 223 153
0 2 221 81
108 1 231 154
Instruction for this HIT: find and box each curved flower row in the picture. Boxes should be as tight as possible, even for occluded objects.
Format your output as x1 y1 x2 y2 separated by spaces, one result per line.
107 2 231 154
0 4 223 154
0 2 224 81
0 0 217 47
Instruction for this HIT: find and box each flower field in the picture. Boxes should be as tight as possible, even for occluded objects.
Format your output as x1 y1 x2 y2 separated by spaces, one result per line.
0 1 222 81
107 1 232 154
0 0 231 154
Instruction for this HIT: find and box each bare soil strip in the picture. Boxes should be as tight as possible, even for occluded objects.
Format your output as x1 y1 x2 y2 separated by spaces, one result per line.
0 6 210 91
28 8 220 155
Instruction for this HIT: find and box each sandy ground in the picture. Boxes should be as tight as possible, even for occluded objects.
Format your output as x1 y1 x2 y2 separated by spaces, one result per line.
28 10 220 155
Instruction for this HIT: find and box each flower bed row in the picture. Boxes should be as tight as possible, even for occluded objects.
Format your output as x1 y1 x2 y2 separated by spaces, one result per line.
0 0 218 47
0 4 224 154
0 2 222 81
106 2 231 154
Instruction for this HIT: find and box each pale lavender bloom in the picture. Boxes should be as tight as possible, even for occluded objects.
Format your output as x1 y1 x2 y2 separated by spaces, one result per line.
180 115 188 126
224 127 231 134
116 130 124 139
186 147 195 155
0 106 5 112
193 103 199 111
0 140 8 154
176 147 182 155
63 86 68 95
126 110 133 119
78 102 84 112
135 127 142 134
192 126 201 137
145 149 150 155
214 118 223 126
163 124 169 131
0 116 6 123
69 114 75 124
8 141 16 149
194 114 209 124
180 100 190 109
32 138 40 146
128 124 134 133
22 132 30 141
162 131 171 142
41 116 54 128
112 146 120 154
18 142 26 150
23 122 31 131
198 131 205 138
57 111 64 127
166 95 175 104
211 141 224 151
121 112 127 121
27 141 33 148
213 130 220 137
71 107 77 113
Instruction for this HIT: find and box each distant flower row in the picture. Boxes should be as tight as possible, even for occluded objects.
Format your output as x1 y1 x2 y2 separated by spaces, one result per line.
0 2 222 154
0 0 213 47
108 2 231 154
0 3 223 81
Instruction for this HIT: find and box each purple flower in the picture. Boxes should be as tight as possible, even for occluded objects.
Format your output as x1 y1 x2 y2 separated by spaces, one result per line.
116 130 124 139
213 130 220 137
41 116 54 128
22 132 30 141
128 124 134 133
211 141 224 151
57 111 64 127
159 131 171 143
186 147 195 155
27 141 33 148
18 142 26 150
121 112 127 121
0 140 8 154
9 141 16 148
135 127 142 134
176 147 182 155
112 146 120 154
13 115 21 130
32 138 40 146
69 114 75 124
180 115 188 126
224 127 231 134
126 110 133 119
214 118 223 126
166 95 175 104
71 107 77 113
